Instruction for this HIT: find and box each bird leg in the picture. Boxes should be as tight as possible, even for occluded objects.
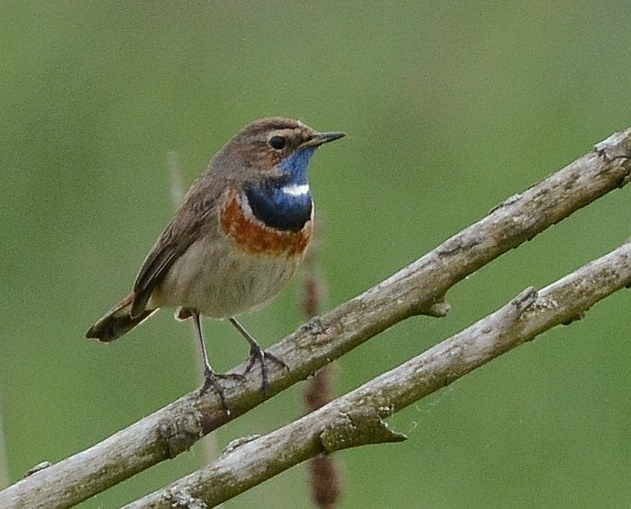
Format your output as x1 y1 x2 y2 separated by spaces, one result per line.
229 317 288 395
192 312 241 414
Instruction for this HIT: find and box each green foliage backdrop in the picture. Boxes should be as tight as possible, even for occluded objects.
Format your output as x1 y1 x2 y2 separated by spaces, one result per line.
2 2 631 507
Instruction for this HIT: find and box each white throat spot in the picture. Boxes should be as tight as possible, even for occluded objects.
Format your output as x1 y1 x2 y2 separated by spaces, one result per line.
281 183 310 197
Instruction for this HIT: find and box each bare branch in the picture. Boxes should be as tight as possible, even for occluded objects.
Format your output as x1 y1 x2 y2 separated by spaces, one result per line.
0 129 630 509
123 240 631 508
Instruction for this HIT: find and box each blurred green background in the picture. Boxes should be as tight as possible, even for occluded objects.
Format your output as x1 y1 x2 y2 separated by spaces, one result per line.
2 2 631 508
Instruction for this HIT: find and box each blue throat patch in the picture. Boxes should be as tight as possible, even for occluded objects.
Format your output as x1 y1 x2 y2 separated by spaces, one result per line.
245 148 315 232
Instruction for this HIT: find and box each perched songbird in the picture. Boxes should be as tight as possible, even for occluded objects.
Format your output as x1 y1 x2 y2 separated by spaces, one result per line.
86 117 345 410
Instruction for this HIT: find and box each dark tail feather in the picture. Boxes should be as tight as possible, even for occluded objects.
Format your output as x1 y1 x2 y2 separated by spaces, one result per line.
86 294 157 342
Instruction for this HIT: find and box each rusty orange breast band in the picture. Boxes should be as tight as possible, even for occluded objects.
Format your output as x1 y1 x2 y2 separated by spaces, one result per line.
220 188 312 257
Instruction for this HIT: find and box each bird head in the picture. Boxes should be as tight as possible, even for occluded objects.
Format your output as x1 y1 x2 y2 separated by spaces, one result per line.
213 118 345 232
217 117 344 185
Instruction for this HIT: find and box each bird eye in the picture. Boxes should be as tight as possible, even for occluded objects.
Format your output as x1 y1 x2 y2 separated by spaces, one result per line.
268 136 287 150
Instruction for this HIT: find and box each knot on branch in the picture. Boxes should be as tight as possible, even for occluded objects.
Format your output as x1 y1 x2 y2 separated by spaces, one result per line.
319 407 406 453
24 461 52 478
419 299 451 318
158 411 205 459
163 488 207 509
594 131 631 163
512 287 538 314
594 130 631 187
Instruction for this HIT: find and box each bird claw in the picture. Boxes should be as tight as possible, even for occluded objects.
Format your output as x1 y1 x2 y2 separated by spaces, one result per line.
198 368 244 415
244 345 288 395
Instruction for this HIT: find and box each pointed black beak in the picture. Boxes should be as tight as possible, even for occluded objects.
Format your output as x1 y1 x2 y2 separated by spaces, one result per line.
302 130 346 148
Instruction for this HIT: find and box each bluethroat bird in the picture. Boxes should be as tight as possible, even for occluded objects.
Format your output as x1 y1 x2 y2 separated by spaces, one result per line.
86 117 345 411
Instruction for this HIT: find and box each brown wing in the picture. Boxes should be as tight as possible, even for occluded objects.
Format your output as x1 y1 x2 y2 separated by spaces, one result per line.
130 180 223 318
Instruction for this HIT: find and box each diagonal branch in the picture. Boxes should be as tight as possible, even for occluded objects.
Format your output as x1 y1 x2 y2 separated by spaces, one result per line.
0 129 630 509
122 238 631 508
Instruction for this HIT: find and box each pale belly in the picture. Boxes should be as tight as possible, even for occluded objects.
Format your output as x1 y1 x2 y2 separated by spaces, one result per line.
149 236 302 318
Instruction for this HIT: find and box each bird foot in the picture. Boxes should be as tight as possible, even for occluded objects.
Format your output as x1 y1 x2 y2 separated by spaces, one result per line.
198 367 244 415
244 345 289 395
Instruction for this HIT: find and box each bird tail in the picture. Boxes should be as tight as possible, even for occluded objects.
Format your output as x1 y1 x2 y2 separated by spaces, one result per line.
85 293 157 342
